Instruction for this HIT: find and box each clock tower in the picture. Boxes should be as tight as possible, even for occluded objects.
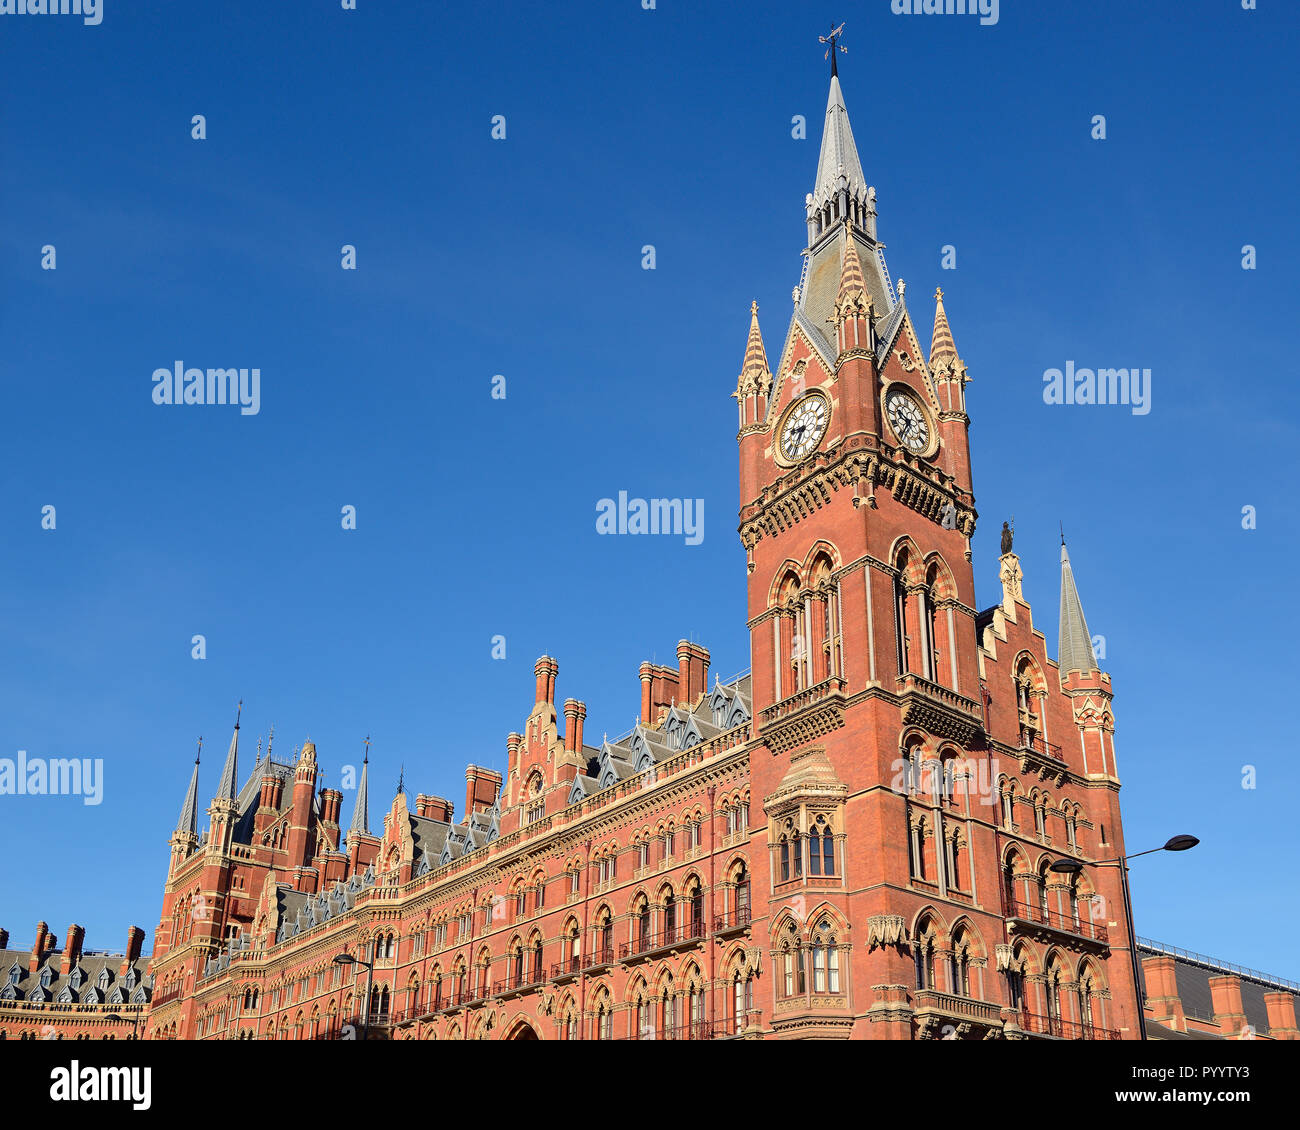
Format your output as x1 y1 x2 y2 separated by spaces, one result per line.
736 60 1139 1039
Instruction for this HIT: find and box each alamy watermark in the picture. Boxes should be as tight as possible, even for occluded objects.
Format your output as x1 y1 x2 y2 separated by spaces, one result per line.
595 492 704 546
152 361 261 416
891 0 999 27
1 751 104 805
0 0 102 24
1042 361 1151 416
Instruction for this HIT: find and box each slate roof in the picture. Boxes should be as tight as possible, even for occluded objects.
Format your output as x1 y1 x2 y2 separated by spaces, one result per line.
1138 940 1299 1037
0 947 151 1008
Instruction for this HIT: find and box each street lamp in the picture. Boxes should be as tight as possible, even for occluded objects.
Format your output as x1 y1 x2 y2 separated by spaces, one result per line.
1050 835 1199 1042
333 952 375 1042
104 1010 140 1041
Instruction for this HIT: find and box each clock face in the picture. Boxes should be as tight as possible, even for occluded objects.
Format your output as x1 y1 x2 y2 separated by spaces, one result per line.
781 395 829 461
886 389 930 453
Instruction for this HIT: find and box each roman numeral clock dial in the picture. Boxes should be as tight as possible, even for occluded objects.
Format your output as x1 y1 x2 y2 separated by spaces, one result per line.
780 394 829 461
885 388 931 454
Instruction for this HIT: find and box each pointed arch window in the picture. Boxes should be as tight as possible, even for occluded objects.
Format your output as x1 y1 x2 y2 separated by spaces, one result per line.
811 919 841 993
950 934 971 997
914 931 937 991
780 921 806 997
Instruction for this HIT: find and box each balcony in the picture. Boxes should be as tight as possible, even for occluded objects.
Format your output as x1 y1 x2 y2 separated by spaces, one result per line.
912 989 1003 1037
1004 896 1108 946
618 921 706 963
620 1011 762 1040
759 676 848 755
492 971 545 999
712 904 752 936
584 946 615 972
550 957 582 982
895 672 983 744
1014 729 1069 781
1019 1010 1119 1041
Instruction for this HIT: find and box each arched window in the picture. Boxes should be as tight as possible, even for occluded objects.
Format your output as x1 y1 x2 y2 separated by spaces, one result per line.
662 892 677 941
914 924 937 991
807 813 835 876
909 816 927 881
1045 959 1064 1033
683 879 704 940
811 919 840 993
688 978 705 1037
894 551 912 675
950 930 972 998
780 920 806 997
636 989 653 1041
635 899 651 953
732 969 754 1033
735 863 751 924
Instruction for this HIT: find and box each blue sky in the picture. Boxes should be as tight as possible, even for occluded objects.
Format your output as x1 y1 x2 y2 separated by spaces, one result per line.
2 1 1297 978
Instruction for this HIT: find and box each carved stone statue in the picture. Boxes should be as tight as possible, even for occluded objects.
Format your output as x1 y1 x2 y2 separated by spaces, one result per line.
1000 521 1013 556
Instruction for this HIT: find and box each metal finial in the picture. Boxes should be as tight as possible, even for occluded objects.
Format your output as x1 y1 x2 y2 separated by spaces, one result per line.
362 735 371 765
1060 520 1066 546
234 699 243 729
819 22 846 77
195 736 203 765
266 724 275 760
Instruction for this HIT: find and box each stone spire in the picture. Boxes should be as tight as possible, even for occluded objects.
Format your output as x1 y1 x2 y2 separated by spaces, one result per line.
811 73 867 218
1059 539 1099 674
738 301 771 386
349 741 370 836
214 702 241 803
930 287 958 366
175 738 202 837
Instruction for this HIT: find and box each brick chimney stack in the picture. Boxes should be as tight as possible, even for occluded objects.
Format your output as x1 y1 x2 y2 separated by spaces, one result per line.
319 788 343 850
1208 974 1248 1036
414 794 453 822
29 922 48 973
1140 955 1186 1031
464 766 503 818
120 926 145 977
676 640 710 706
533 657 557 706
0 928 8 949
563 699 587 754
639 662 680 724
1264 992 1299 1040
60 924 85 975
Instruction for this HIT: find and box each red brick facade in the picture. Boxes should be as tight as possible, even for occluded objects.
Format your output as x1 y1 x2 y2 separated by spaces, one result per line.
141 66 1145 1042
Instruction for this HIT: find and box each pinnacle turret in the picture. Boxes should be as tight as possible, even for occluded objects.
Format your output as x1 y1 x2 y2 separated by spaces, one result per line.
349 744 370 836
930 287 958 367
213 702 241 804
1059 540 1099 674
174 739 202 838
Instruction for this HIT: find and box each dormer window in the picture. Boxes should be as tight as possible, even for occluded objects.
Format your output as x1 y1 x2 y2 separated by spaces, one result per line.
98 969 111 990
7 965 19 985
39 967 52 988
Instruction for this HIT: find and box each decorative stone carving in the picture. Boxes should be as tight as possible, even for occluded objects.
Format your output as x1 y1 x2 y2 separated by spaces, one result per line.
867 914 909 951
995 944 1015 972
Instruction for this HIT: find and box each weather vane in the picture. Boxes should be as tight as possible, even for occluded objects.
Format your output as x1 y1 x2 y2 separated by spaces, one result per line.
819 22 846 76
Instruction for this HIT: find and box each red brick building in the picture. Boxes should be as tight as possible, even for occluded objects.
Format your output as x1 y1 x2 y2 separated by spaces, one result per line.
1141 940 1299 1041
0 923 150 1041
143 63 1149 1042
